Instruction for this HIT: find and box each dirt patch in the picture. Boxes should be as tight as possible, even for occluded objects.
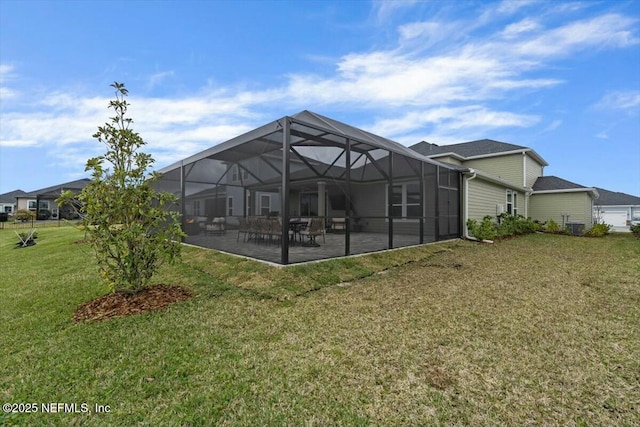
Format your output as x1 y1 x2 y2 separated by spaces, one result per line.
73 284 192 322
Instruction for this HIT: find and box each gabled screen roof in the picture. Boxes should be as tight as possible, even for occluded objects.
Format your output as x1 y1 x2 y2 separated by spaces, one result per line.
158 110 456 175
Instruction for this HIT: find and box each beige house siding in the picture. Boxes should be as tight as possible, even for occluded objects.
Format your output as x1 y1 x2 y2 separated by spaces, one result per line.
16 198 62 214
434 155 462 165
529 192 594 227
464 154 523 187
525 154 543 187
467 178 523 221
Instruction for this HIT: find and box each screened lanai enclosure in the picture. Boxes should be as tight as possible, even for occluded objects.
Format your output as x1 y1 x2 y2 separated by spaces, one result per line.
155 111 461 265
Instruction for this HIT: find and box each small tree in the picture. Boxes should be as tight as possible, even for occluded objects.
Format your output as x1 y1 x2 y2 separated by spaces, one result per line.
58 82 182 293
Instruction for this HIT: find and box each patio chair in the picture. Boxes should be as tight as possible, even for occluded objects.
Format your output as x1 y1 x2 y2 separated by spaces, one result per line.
300 217 325 246
267 218 293 246
247 217 259 242
237 217 250 242
331 217 346 232
205 217 226 235
256 217 271 243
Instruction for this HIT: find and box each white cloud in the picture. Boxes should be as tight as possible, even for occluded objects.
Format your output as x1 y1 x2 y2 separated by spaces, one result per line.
512 14 639 58
372 0 419 23
370 106 539 139
543 119 562 132
502 18 541 38
595 90 640 111
0 63 18 101
148 70 175 89
1 2 637 172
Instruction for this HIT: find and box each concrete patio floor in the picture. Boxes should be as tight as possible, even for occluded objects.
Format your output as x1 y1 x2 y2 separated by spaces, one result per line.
185 230 437 264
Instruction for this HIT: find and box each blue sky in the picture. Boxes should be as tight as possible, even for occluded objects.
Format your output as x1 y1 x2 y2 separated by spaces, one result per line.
1 0 639 196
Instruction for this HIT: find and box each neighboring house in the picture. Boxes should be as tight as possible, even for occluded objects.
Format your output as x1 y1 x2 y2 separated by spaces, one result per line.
593 188 640 231
411 139 600 230
0 189 27 215
15 178 90 219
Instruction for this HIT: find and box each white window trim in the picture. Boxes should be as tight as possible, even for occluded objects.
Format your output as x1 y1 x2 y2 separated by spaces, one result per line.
506 190 518 215
260 194 271 216
28 200 37 210
385 183 421 222
227 197 233 217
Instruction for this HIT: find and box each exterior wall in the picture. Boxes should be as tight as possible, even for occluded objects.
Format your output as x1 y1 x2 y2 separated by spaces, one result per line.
15 197 62 218
464 154 523 188
434 156 462 165
0 202 16 213
529 192 594 227
466 178 523 221
525 154 543 187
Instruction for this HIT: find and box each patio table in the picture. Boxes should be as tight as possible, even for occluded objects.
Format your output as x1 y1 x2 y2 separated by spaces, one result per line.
288 220 308 244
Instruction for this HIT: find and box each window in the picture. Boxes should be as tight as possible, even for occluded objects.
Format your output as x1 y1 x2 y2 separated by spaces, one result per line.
387 182 421 220
227 197 233 216
506 190 518 215
300 193 318 217
193 200 201 216
230 165 248 183
4 206 12 213
260 195 270 216
28 200 37 210
39 201 50 210
246 193 251 216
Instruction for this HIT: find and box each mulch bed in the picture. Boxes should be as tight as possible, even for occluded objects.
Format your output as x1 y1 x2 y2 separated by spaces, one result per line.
73 284 192 322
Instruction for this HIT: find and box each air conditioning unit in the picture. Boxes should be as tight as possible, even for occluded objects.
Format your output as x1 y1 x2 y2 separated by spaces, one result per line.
566 222 585 236
496 204 505 215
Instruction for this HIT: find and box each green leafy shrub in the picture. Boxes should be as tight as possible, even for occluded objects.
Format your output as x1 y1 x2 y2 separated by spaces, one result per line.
37 209 52 220
495 213 541 238
467 216 497 241
584 223 611 237
630 223 640 237
15 209 35 222
544 219 561 234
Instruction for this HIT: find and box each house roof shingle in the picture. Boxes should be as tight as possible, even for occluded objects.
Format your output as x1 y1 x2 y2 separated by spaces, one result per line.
0 189 27 204
21 178 91 198
410 139 549 166
411 139 526 157
594 187 640 206
532 176 587 191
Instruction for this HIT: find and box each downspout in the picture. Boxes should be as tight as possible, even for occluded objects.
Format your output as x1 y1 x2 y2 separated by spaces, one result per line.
463 169 493 243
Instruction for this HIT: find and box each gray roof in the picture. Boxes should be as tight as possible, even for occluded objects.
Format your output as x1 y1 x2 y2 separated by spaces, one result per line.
159 110 458 175
0 189 27 204
532 176 587 191
594 187 640 206
410 139 549 166
22 178 91 198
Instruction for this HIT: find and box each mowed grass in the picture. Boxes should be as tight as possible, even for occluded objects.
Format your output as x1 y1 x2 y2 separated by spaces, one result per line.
0 228 638 426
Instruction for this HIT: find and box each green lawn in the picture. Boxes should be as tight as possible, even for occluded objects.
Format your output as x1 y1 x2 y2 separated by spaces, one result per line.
1 228 638 426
